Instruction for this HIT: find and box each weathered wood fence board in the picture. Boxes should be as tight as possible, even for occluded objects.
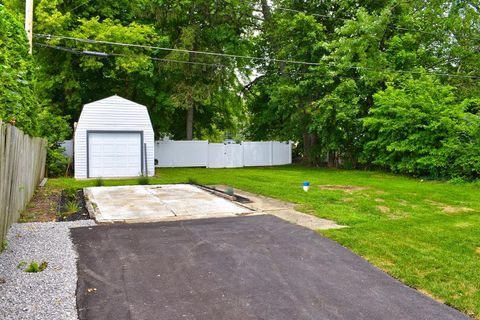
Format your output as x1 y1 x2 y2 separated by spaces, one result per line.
0 121 47 243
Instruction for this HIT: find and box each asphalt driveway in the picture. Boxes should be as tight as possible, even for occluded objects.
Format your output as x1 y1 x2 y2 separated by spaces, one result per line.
72 215 469 320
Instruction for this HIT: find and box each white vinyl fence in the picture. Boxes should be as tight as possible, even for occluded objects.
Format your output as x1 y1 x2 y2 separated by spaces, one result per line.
60 139 73 159
155 140 209 167
155 140 292 168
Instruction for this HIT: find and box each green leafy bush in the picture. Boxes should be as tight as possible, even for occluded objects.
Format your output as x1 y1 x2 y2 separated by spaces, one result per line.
46 147 69 177
38 112 71 177
0 5 70 177
0 5 38 133
363 75 480 180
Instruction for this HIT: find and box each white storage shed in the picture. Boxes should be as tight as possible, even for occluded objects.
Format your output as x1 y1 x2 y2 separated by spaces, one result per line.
74 95 155 179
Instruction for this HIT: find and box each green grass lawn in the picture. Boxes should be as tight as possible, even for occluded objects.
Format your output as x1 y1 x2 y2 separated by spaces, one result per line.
48 165 480 318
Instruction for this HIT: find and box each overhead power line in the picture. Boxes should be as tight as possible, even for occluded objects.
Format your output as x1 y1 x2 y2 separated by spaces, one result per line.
275 6 480 41
34 42 79 54
34 35 480 79
34 33 323 66
276 7 351 22
34 42 358 82
34 42 230 68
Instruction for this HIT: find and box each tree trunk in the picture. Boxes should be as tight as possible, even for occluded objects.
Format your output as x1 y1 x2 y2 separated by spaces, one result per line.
303 132 318 165
327 151 336 168
185 51 195 140
186 106 193 140
260 0 271 22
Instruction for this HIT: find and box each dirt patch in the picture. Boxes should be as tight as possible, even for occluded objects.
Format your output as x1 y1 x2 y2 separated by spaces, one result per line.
442 206 474 214
475 247 480 256
375 198 385 203
455 222 473 229
318 185 366 192
20 187 91 223
426 200 474 214
20 187 62 222
376 257 396 269
388 211 409 220
376 205 390 213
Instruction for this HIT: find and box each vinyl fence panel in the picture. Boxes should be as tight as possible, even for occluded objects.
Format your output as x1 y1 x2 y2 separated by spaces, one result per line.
207 143 226 168
60 139 73 159
155 140 175 167
155 140 208 167
206 143 244 168
173 140 208 167
224 144 244 168
272 142 292 165
243 141 273 167
155 140 291 169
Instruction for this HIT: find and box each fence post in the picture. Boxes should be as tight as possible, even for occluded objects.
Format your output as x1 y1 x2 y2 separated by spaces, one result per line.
0 121 5 243
270 141 274 166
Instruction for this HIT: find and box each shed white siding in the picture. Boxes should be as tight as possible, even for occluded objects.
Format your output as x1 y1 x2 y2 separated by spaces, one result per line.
74 95 154 179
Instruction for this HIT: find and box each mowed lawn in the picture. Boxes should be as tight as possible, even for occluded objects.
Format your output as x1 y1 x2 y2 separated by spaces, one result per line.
49 166 480 318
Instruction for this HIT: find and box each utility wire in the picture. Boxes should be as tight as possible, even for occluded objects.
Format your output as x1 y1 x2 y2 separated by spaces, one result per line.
34 42 229 68
275 6 480 41
109 52 228 68
35 42 79 54
34 35 480 79
275 7 351 22
34 33 323 66
35 42 362 84
71 0 92 12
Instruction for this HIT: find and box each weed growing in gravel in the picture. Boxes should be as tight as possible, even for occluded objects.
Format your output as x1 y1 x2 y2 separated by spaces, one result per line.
1 239 8 252
95 177 104 187
24 261 48 273
17 261 27 269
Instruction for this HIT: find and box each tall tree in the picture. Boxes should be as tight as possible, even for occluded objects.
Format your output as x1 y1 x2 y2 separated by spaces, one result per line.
6 0 256 140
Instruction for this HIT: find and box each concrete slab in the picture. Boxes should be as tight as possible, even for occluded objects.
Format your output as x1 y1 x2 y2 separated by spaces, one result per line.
272 209 345 230
210 185 345 230
85 184 252 223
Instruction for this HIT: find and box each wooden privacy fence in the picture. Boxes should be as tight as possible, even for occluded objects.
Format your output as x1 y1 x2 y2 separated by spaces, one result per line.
0 121 47 244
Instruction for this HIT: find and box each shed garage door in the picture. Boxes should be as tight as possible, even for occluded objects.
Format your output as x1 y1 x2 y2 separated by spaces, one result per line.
88 132 142 178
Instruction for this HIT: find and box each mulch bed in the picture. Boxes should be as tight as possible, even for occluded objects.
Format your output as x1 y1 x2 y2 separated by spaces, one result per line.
57 189 90 221
21 187 91 222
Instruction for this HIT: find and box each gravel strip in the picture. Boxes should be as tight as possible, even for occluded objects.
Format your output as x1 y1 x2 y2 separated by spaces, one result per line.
0 220 96 320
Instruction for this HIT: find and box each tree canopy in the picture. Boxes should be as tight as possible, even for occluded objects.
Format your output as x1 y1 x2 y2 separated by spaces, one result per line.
1 0 479 179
